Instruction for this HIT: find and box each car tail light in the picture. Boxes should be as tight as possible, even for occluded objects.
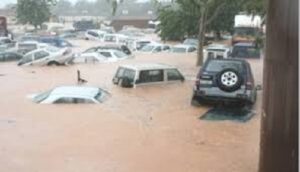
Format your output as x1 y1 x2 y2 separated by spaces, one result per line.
246 81 253 90
200 75 213 80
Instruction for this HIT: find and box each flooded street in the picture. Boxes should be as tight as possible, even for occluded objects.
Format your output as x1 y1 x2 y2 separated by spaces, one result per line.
0 40 263 172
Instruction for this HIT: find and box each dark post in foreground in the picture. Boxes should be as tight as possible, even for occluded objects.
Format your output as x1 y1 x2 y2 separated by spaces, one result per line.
259 0 298 171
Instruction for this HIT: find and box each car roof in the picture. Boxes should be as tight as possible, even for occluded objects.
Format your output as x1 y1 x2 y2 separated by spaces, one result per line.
207 58 247 64
119 63 177 71
50 86 100 98
173 44 193 48
234 42 255 47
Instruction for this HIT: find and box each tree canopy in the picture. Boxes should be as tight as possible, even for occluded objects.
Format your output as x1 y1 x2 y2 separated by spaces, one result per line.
17 0 56 28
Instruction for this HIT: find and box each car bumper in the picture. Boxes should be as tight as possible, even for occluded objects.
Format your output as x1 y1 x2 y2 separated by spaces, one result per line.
193 86 252 102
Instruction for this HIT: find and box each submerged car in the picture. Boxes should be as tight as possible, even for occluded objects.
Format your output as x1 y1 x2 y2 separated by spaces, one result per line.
30 86 109 104
203 44 231 63
0 51 23 62
192 58 259 106
83 44 132 55
85 29 107 41
113 63 185 88
171 44 197 53
74 49 131 63
18 46 73 66
139 43 170 53
230 42 260 58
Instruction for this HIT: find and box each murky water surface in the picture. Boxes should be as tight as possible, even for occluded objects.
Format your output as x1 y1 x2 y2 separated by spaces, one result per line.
0 40 263 172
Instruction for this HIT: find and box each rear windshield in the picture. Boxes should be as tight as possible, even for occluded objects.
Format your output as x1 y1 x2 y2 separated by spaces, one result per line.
205 60 244 73
232 46 260 58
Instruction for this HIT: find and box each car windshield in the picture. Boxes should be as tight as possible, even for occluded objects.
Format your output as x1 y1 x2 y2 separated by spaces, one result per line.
94 89 105 102
172 47 187 53
140 45 155 52
114 51 127 58
33 90 52 103
205 60 244 73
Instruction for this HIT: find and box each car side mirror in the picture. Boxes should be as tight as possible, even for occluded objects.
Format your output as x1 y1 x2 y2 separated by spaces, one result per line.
256 85 262 91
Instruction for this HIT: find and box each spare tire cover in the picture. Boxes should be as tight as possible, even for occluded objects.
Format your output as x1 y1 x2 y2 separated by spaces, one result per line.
216 68 243 92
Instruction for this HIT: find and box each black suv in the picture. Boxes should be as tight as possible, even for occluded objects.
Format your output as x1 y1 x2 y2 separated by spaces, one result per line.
192 58 258 106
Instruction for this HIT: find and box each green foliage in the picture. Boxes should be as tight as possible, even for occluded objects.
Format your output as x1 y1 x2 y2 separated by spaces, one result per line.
157 5 198 41
17 0 55 28
207 1 241 35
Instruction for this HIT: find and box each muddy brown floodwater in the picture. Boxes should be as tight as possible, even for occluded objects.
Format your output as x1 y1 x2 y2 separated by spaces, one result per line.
0 40 263 172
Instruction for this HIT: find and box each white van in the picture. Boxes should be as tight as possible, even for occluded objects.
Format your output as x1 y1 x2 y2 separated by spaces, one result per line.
85 30 107 41
103 34 128 45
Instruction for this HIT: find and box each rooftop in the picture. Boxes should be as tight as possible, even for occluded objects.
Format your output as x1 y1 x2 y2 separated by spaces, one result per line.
51 86 101 98
120 63 176 71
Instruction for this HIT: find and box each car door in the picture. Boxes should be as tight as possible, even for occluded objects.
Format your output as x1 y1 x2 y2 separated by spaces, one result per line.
136 69 165 86
31 50 50 65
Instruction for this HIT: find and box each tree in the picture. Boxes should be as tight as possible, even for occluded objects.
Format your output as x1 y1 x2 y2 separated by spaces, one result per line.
17 0 55 29
52 0 72 16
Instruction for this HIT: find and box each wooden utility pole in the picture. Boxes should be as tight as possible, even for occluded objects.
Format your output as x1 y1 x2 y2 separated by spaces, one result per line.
259 0 298 171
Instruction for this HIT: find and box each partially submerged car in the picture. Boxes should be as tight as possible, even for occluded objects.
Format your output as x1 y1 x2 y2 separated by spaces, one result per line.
0 51 23 62
113 63 185 88
18 46 73 66
74 49 131 63
16 41 49 55
170 44 197 53
85 29 107 41
30 86 109 104
230 42 260 58
103 34 128 45
192 58 260 106
83 44 132 55
203 44 231 62
39 36 73 48
183 38 198 48
139 43 170 54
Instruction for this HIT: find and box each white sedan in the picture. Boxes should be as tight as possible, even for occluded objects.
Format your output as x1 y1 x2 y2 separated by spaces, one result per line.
17 46 73 66
74 49 131 63
30 86 109 104
139 43 171 54
170 44 197 53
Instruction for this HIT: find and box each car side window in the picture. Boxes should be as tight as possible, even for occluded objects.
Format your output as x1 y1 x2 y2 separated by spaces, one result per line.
54 97 94 104
4 53 17 61
34 51 49 60
188 47 195 52
100 52 112 58
138 70 164 83
0 54 5 61
154 47 162 52
88 31 98 37
167 69 183 81
163 46 170 51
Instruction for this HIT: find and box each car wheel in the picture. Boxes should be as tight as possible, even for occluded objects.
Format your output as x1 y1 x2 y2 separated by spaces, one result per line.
47 61 60 66
216 68 243 92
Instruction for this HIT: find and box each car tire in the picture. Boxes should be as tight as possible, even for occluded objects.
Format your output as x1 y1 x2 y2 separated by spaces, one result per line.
47 61 60 66
216 68 243 92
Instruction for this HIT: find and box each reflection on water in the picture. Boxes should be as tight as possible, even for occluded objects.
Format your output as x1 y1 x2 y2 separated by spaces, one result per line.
200 106 256 122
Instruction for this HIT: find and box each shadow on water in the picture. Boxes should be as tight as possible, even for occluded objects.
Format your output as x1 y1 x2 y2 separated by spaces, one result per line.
200 105 256 123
